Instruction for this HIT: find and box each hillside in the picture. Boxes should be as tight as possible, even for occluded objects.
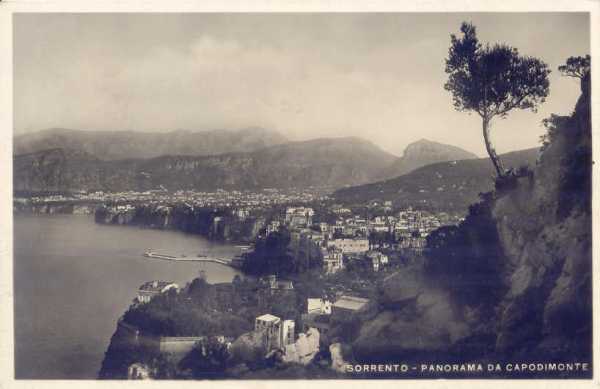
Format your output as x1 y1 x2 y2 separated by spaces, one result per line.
13 127 288 160
13 137 397 192
334 147 538 212
379 138 477 179
349 71 592 376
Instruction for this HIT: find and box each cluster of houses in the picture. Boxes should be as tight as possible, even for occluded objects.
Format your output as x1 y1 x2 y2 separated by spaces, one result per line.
134 276 370 369
260 206 458 274
253 292 370 364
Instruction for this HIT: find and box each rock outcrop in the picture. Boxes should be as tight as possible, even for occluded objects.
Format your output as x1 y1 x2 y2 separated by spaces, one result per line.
352 267 470 362
491 72 592 360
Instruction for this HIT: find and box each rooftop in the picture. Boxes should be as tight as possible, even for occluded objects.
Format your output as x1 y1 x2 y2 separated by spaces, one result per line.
256 313 281 322
139 280 176 292
333 295 370 311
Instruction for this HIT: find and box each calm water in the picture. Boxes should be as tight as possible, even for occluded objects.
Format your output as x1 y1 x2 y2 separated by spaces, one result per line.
13 214 242 379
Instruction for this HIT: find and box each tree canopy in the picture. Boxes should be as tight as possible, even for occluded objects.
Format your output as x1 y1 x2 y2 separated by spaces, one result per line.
558 55 591 79
444 22 551 177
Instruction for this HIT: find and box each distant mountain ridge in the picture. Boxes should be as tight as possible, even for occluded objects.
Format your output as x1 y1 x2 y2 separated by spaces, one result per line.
334 147 539 212
13 137 397 192
14 127 288 160
380 138 478 179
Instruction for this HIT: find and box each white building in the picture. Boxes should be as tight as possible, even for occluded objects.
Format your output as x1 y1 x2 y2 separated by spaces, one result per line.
327 238 369 254
307 298 332 315
137 281 178 304
322 248 344 274
255 314 295 350
366 250 389 271
285 207 314 227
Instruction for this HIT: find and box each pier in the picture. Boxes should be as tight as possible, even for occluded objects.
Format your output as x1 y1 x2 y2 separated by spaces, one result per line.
143 251 236 267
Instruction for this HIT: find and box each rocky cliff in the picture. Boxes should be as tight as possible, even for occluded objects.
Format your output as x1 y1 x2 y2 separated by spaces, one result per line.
349 73 592 377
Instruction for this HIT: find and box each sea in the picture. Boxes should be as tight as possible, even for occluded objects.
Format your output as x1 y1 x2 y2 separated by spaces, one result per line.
13 214 242 379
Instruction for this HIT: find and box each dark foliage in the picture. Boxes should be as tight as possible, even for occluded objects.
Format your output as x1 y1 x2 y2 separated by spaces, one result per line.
425 196 507 310
539 114 570 154
241 228 323 276
558 55 591 79
178 337 231 379
121 280 254 338
241 229 295 276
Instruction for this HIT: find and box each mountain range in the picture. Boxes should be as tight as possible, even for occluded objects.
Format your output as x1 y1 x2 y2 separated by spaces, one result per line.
13 127 539 210
13 137 398 192
13 127 289 160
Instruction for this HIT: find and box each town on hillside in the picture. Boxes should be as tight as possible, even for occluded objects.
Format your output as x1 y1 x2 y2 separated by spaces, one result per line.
89 192 464 378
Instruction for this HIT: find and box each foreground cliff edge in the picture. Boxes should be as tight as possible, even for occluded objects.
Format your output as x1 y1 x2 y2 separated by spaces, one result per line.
350 71 592 375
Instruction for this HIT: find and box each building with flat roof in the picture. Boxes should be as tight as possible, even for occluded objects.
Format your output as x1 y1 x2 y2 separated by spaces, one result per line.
332 295 370 317
327 238 369 254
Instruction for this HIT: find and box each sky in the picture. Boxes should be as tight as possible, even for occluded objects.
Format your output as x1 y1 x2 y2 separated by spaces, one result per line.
14 13 590 157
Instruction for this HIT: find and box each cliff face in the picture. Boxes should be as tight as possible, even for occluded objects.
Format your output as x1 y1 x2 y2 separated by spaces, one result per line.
13 202 97 215
351 75 592 375
491 73 592 359
95 204 265 243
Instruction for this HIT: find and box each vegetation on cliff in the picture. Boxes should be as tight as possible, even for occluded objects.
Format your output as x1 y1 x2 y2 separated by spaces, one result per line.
444 22 550 177
241 228 324 276
348 55 591 377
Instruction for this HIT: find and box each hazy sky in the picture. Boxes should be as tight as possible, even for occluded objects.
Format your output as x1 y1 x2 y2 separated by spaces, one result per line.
14 13 589 156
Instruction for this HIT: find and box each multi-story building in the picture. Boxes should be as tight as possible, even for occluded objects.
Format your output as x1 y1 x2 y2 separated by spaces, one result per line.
365 250 389 271
255 314 295 350
285 207 314 227
266 220 281 236
327 238 370 254
322 248 344 274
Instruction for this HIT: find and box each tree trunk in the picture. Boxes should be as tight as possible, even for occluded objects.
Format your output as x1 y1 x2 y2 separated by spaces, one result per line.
482 117 505 177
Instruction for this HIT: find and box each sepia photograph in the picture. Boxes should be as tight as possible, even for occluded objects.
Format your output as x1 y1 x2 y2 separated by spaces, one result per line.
2 6 596 384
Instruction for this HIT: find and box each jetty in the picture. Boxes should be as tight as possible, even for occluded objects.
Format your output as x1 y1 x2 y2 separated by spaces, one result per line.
143 250 236 267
